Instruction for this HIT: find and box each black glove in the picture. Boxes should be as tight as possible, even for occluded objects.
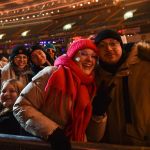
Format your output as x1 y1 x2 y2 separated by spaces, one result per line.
47 128 71 150
92 82 115 116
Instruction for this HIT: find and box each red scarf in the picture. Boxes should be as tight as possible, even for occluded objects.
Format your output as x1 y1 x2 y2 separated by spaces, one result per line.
45 55 96 141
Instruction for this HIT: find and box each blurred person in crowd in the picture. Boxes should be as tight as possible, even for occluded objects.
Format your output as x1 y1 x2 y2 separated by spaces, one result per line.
0 79 31 135
13 39 107 150
94 29 150 146
29 44 52 76
44 43 57 65
0 56 8 69
1 45 32 88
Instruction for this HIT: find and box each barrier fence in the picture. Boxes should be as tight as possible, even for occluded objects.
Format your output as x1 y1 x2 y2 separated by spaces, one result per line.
0 134 150 150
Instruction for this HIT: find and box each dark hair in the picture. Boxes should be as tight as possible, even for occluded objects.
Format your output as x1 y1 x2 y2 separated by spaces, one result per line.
9 45 28 61
94 29 123 49
29 44 45 56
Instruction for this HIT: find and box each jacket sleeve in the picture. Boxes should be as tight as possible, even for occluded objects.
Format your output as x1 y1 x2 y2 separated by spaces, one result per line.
13 66 59 139
1 64 11 83
86 114 107 142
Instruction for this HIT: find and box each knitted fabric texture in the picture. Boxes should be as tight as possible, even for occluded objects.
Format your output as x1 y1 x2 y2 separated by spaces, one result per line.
44 44 56 52
94 29 123 49
67 39 98 58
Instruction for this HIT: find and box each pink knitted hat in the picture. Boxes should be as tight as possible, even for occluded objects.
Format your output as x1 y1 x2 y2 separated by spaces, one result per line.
67 39 98 58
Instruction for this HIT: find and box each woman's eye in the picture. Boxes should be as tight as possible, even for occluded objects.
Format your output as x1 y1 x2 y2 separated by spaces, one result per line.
92 56 97 59
80 52 88 56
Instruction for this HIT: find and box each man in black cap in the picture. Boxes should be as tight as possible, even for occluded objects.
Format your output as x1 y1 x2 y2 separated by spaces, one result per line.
92 29 150 146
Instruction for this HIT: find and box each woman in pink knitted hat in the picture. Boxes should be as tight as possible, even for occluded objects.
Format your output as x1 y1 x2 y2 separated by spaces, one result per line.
13 39 107 150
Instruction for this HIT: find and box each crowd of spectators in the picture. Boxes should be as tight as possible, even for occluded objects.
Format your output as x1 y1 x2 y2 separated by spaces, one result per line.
0 31 150 150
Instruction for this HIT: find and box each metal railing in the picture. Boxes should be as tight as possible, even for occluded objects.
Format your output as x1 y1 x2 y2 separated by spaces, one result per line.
0 134 150 150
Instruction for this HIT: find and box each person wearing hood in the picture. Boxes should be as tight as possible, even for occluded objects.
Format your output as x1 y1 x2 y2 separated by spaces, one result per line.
93 29 150 146
1 45 32 88
13 39 107 150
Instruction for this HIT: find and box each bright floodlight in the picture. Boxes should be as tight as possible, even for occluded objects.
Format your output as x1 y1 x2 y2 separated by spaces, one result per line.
63 24 72 30
124 10 136 20
21 30 30 37
0 34 5 39
63 23 75 31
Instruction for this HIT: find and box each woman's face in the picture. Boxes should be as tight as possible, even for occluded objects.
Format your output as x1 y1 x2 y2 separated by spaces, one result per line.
13 54 28 69
31 50 47 66
0 83 18 109
73 49 97 75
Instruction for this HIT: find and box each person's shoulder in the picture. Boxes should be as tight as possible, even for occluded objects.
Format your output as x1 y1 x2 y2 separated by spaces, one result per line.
1 63 11 72
29 66 58 91
0 108 10 118
135 41 150 61
32 66 57 82
126 41 150 63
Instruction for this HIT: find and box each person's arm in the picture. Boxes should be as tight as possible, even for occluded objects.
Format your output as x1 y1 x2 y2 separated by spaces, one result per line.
13 66 71 150
86 82 114 142
1 64 11 83
86 113 107 142
13 66 59 139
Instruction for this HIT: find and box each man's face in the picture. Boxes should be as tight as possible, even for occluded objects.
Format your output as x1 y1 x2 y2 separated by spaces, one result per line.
97 38 122 64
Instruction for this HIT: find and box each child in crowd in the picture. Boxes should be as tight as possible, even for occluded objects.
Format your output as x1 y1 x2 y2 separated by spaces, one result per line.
0 79 31 136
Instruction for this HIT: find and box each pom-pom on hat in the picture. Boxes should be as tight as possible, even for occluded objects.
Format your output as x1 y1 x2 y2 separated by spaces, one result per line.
9 45 28 61
67 39 98 58
94 29 123 49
